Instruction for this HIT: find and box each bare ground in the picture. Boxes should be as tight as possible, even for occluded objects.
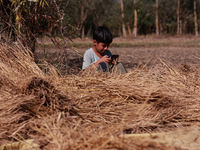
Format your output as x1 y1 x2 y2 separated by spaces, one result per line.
65 36 200 73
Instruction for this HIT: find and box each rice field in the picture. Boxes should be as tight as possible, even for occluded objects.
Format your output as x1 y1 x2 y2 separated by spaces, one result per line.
0 36 200 150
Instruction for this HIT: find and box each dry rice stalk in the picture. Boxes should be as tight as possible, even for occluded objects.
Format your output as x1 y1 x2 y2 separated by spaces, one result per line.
0 43 77 144
0 43 200 149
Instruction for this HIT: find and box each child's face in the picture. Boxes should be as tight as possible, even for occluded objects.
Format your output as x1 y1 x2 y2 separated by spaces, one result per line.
93 40 110 55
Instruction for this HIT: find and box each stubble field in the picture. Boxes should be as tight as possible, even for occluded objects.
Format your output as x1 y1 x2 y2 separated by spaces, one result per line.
70 36 200 72
0 36 200 150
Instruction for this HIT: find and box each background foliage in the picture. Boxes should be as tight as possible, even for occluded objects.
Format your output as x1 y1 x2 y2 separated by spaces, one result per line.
0 0 199 52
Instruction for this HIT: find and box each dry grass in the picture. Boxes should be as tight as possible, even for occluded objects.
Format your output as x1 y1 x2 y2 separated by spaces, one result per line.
0 41 200 150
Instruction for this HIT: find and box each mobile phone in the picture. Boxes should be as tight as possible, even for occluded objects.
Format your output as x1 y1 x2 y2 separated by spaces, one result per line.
111 55 119 60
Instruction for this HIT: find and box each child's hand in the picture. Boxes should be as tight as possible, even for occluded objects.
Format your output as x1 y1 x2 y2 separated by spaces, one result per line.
93 55 111 68
112 57 119 65
100 55 111 63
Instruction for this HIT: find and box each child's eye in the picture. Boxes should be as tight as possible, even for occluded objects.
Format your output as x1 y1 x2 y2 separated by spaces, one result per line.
103 44 108 47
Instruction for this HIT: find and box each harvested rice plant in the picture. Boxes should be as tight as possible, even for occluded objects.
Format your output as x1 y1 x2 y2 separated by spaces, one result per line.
0 36 200 150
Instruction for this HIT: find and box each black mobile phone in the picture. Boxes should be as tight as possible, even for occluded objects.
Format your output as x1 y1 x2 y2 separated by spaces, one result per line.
111 55 119 60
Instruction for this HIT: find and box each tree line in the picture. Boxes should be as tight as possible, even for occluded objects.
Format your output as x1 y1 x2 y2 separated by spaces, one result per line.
68 0 199 37
0 0 199 52
61 0 200 38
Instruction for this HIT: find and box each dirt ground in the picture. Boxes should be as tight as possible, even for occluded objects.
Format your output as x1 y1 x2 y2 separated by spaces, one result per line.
36 36 200 74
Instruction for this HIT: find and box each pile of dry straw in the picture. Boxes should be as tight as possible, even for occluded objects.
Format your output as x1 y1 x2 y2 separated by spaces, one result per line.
0 43 200 150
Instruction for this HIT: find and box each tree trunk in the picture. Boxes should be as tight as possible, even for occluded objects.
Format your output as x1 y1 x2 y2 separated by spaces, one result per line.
120 0 127 37
177 0 180 34
81 25 85 39
80 4 88 38
155 0 159 35
133 0 137 37
194 0 198 36
180 19 182 34
127 22 132 36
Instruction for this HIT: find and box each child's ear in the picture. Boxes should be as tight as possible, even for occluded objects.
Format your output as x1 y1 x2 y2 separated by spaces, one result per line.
93 40 97 45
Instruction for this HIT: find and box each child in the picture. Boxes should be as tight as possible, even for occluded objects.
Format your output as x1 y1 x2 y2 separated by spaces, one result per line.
82 26 126 74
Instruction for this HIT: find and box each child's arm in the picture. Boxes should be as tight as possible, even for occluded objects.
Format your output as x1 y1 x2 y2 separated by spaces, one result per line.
82 52 92 70
93 55 111 68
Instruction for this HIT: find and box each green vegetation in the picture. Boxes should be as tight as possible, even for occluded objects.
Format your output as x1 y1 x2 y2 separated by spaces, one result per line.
1 0 200 43
37 38 200 48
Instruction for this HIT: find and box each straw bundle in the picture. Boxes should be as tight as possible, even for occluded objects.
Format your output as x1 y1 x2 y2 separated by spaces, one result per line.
0 43 75 143
0 43 200 149
30 64 199 149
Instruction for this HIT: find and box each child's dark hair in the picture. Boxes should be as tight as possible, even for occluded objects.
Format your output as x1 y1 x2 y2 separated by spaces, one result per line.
93 26 113 44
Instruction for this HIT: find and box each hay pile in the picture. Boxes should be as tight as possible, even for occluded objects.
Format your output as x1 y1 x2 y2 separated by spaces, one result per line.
0 43 75 144
0 43 200 149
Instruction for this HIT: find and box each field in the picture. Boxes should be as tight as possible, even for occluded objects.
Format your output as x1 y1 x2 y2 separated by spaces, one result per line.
0 36 200 150
35 36 200 74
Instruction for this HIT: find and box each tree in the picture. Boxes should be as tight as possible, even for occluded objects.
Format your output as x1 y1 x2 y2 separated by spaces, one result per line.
177 0 195 34
194 0 198 36
120 0 127 37
155 0 159 35
122 0 134 36
1 0 198 43
177 0 181 34
156 0 177 34
0 0 60 53
80 2 88 38
133 0 138 37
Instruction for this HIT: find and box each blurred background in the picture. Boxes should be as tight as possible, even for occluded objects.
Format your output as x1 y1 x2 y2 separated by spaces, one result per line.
1 0 199 43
